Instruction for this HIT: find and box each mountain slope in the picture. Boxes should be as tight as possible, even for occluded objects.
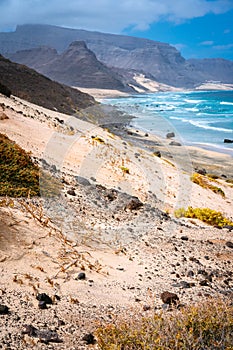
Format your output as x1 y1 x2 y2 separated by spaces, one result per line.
0 55 95 113
1 24 233 88
9 41 128 90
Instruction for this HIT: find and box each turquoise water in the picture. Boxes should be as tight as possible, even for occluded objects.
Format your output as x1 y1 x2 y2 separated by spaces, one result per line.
104 90 233 155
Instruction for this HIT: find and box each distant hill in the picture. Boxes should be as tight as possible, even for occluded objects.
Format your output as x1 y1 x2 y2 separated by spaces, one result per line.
9 41 129 90
1 24 233 89
0 55 96 114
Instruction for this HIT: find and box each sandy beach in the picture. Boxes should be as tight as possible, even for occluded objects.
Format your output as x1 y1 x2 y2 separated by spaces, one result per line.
0 93 233 348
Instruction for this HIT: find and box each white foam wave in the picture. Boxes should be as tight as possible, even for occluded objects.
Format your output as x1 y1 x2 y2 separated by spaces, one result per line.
189 120 233 133
184 99 204 104
220 101 233 106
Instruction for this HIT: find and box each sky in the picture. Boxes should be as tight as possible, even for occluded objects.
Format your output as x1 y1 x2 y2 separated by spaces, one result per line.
0 0 233 60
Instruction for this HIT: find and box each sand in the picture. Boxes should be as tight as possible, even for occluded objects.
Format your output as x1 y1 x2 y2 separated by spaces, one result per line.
0 93 233 349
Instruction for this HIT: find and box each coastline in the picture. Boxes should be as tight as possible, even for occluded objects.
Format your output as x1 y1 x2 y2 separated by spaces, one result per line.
1 93 233 348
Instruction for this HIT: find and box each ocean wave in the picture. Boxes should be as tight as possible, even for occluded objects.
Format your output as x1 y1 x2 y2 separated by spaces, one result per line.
220 101 233 106
184 99 204 104
189 120 233 133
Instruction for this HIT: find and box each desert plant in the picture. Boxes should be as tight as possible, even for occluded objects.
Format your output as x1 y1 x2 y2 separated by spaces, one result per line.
191 173 225 197
120 166 130 174
95 298 233 349
0 133 40 197
174 206 233 227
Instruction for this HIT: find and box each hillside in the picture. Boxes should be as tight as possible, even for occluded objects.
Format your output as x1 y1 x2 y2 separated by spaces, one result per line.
1 24 233 88
9 41 129 90
0 55 95 114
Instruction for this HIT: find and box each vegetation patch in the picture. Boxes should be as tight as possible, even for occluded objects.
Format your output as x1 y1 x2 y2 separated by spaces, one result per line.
191 172 225 197
92 136 105 144
95 298 233 349
0 133 40 197
120 166 130 174
174 206 233 227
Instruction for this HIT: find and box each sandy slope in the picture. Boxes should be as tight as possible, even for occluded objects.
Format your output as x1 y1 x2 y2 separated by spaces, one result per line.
0 93 233 348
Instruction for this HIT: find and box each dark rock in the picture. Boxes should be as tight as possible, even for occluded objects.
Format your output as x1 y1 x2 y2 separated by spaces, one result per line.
226 241 233 249
125 197 143 211
145 133 149 137
22 325 62 343
199 280 209 286
0 82 11 97
75 176 91 186
143 304 151 311
0 304 9 315
169 141 182 146
76 272 86 280
36 293 53 305
153 151 161 157
187 270 194 277
67 189 76 196
38 301 47 309
195 168 206 175
82 333 96 345
180 236 189 241
223 225 233 231
224 139 233 143
166 132 175 139
161 291 179 305
173 281 195 288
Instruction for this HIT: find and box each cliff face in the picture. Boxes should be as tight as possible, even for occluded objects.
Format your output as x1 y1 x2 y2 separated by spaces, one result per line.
1 24 233 88
0 55 96 113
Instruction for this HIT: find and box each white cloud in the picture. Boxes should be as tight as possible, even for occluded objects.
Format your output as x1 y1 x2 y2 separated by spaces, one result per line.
0 0 232 33
214 43 233 50
200 40 214 46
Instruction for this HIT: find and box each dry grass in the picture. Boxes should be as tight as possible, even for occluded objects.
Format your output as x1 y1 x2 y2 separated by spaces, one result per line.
95 298 233 349
191 173 225 198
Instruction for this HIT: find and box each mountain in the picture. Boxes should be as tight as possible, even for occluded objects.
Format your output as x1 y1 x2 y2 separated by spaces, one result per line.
9 41 128 90
0 55 95 114
1 24 233 88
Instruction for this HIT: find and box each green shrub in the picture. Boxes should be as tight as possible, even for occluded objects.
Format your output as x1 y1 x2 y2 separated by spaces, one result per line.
174 206 233 227
0 133 40 197
191 173 225 197
95 299 233 349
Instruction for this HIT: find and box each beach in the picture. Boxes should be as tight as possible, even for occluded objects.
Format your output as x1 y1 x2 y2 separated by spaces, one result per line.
0 92 233 348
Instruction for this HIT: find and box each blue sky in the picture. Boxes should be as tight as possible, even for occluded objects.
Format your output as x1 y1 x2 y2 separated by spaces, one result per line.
0 0 233 60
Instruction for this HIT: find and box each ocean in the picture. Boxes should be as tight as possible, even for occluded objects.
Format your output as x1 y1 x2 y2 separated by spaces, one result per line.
104 90 233 155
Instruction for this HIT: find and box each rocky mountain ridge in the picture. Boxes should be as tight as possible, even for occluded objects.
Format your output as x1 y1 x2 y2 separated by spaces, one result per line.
1 24 233 89
0 54 96 113
9 41 129 91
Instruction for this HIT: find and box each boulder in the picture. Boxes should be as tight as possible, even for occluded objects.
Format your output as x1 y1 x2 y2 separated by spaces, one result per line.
166 132 175 139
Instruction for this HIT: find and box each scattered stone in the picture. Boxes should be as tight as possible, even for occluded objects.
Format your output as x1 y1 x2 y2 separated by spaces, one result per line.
67 189 76 196
36 293 53 305
169 141 182 146
161 291 179 305
0 112 9 120
187 270 195 277
153 151 161 157
22 325 62 344
223 225 233 231
76 272 86 280
199 280 209 286
75 176 91 186
195 168 206 175
0 304 9 315
143 304 151 311
38 301 47 309
125 197 143 211
180 236 189 241
166 132 175 139
82 333 96 345
226 241 233 249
